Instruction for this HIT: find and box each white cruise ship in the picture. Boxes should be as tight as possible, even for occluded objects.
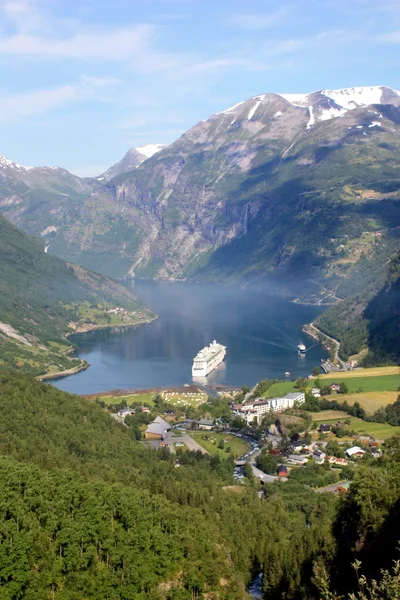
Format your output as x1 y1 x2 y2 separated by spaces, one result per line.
192 340 226 377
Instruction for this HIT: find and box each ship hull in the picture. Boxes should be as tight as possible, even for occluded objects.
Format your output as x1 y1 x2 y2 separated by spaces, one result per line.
192 348 226 377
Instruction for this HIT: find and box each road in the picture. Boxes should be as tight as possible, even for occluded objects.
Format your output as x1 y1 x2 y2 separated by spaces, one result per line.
248 447 286 483
307 321 349 370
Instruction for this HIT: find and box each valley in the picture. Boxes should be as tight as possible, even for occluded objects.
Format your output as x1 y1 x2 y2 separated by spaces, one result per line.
0 86 399 365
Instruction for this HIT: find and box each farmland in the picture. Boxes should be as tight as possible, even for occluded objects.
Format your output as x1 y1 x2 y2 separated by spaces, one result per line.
320 366 399 378
338 391 399 415
91 392 155 406
313 413 400 439
312 373 400 393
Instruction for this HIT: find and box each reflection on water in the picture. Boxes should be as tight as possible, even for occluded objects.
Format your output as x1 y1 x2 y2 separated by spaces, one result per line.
51 280 327 395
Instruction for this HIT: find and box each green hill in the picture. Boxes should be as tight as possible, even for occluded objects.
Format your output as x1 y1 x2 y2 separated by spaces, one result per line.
316 250 400 363
0 214 154 377
0 371 338 598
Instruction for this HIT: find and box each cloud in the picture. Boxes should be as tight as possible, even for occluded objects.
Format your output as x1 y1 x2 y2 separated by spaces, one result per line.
0 23 155 61
377 31 400 43
0 76 116 123
228 10 287 30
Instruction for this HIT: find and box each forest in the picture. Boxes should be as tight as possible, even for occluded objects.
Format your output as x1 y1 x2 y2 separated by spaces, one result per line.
0 214 153 376
0 371 399 598
316 249 400 364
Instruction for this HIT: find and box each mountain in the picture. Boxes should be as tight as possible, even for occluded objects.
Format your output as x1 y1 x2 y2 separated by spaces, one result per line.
0 214 154 377
0 85 400 287
99 144 167 181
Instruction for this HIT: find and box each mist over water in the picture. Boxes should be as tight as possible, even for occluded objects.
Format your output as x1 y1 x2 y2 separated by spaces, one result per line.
52 280 327 395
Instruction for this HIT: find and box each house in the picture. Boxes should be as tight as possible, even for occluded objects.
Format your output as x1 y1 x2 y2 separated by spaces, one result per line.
141 406 151 413
330 383 341 392
198 419 215 431
311 388 321 398
277 465 288 477
291 440 310 453
145 416 171 440
336 483 350 493
327 456 348 466
346 446 366 459
319 424 332 433
116 408 135 419
312 450 327 464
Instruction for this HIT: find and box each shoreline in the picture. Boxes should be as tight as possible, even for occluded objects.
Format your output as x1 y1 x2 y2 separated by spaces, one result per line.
39 315 158 382
66 314 158 337
303 321 345 369
39 360 90 382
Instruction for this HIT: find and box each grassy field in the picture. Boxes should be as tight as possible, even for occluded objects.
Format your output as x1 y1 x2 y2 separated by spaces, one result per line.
313 412 400 439
189 432 250 459
311 410 348 421
313 373 400 393
262 381 296 398
94 393 155 406
339 391 399 415
320 366 399 379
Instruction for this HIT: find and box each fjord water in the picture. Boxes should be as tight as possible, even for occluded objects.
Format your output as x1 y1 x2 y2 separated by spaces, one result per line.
53 280 327 395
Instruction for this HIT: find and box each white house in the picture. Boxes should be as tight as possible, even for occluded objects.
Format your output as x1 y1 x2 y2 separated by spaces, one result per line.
346 446 366 459
311 388 321 398
232 391 305 423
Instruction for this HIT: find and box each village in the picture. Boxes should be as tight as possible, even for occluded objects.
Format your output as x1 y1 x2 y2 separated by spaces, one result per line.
98 364 400 493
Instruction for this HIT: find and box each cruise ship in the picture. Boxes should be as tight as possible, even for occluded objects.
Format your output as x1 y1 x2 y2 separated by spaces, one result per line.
192 340 226 377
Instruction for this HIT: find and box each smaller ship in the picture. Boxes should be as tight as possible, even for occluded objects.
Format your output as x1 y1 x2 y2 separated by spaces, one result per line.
297 343 306 353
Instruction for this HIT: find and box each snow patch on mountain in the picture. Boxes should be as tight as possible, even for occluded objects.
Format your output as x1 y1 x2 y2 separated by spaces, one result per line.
279 93 308 106
136 144 166 159
306 106 315 129
321 86 384 109
248 96 265 120
217 100 245 115
0 154 31 171
320 107 347 121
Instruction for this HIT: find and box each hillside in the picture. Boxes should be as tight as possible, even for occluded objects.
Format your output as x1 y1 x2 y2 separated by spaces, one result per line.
0 371 338 599
316 249 400 363
1 86 399 291
0 214 154 377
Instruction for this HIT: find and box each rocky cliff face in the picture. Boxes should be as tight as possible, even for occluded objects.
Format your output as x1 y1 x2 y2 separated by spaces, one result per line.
1 86 400 289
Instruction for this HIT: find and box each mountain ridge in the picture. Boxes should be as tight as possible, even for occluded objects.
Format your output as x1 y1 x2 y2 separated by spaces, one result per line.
99 143 167 181
0 84 399 291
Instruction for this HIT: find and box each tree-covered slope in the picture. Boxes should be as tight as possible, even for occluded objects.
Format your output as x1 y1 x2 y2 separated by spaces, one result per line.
0 372 338 599
0 214 154 377
316 248 400 363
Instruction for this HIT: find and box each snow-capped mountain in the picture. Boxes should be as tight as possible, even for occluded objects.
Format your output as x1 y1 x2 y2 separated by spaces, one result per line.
100 144 167 181
1 84 400 287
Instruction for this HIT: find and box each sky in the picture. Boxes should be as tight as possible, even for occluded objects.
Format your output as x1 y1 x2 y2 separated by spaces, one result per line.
0 0 400 176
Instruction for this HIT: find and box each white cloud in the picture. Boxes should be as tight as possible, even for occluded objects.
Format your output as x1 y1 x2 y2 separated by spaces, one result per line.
0 76 116 123
0 23 155 61
377 31 400 43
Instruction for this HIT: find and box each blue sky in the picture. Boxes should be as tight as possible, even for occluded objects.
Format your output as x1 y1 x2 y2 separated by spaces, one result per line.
1 0 400 176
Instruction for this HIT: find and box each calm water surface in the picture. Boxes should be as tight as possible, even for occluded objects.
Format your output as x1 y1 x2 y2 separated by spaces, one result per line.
52 280 327 394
